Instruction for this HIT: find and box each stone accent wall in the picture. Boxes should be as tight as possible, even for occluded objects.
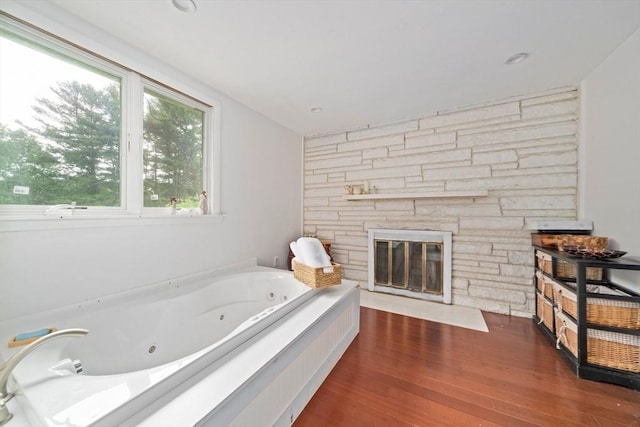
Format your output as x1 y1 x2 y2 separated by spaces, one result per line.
303 87 579 316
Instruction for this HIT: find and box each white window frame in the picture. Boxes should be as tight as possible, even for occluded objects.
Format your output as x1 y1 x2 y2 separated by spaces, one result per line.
138 80 213 216
0 16 222 230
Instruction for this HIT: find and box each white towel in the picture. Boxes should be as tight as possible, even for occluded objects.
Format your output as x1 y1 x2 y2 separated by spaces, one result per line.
290 241 301 262
296 237 332 270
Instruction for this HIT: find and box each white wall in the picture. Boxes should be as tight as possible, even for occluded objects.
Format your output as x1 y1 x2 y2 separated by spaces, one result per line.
0 2 303 321
581 28 640 289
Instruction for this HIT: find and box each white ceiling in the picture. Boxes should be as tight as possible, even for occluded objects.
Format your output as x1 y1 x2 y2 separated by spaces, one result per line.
35 1 640 136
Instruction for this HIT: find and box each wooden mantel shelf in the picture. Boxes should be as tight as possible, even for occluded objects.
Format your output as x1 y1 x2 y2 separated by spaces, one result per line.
343 190 488 201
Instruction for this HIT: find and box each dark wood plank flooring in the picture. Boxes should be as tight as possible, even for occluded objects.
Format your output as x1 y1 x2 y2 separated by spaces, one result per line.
295 307 639 426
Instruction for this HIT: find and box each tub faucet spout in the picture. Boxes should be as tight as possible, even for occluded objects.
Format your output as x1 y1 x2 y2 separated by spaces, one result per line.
0 328 89 426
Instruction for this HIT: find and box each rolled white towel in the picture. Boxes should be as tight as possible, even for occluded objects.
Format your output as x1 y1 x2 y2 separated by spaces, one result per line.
296 237 332 269
290 241 302 263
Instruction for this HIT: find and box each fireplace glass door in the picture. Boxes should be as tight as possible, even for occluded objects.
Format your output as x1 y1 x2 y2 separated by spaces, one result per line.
374 239 443 295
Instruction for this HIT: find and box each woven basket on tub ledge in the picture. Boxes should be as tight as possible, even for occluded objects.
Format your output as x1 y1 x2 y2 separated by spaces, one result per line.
293 261 342 288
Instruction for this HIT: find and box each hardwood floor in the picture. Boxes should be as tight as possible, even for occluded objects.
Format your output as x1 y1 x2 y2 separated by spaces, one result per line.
294 307 639 427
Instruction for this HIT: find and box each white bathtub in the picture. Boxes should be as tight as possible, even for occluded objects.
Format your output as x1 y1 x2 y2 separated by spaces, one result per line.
0 260 360 426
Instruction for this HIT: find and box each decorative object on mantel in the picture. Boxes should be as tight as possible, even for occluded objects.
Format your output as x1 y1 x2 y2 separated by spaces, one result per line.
343 190 488 201
344 182 377 196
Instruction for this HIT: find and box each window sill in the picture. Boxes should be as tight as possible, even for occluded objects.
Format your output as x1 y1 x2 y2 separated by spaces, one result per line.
0 213 225 232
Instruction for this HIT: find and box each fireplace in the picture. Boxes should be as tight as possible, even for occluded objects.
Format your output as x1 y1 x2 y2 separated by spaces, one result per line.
367 229 452 304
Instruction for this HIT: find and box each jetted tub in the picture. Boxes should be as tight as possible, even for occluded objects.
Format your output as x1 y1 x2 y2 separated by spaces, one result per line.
0 260 360 426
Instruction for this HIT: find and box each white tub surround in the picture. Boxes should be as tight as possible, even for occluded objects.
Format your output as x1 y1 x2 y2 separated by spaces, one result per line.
137 283 359 427
304 87 579 316
0 262 359 426
368 229 452 304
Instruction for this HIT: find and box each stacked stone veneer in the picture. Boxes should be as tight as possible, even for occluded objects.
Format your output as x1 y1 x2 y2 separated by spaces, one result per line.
303 88 579 316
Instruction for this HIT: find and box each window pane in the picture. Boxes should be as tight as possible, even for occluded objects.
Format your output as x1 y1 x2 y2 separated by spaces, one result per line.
143 89 204 208
0 33 122 206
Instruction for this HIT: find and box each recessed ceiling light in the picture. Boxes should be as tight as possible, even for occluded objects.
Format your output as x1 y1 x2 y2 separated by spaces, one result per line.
310 107 323 113
505 52 529 65
172 0 197 13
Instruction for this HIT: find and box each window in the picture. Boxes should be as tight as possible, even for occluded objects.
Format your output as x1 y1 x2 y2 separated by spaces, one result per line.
143 87 204 209
0 17 216 219
0 32 123 207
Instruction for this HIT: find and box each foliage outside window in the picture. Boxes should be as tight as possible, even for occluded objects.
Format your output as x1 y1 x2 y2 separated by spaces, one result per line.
0 19 213 216
143 89 204 209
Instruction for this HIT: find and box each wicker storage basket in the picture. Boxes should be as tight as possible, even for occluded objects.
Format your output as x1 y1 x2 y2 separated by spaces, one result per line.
293 261 342 288
559 235 608 250
556 282 596 319
587 298 640 330
536 292 544 322
555 312 640 372
558 287 578 319
556 261 603 281
555 309 578 357
536 291 554 332
559 284 638 330
531 234 607 250
552 280 564 305
587 329 640 373
536 251 552 275
535 271 554 300
532 233 564 249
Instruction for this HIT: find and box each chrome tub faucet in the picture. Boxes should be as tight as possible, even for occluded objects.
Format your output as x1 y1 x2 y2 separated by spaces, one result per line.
0 328 89 426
